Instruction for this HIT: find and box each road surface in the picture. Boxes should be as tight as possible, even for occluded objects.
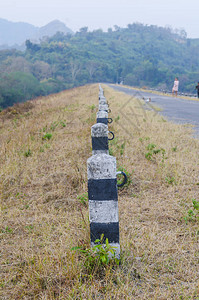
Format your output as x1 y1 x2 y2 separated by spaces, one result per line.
107 84 199 138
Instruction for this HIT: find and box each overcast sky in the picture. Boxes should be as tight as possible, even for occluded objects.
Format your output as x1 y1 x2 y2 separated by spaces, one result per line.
1 0 199 38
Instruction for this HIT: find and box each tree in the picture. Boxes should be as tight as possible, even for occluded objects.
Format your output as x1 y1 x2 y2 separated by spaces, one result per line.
3 56 31 73
79 27 88 35
70 60 81 82
0 72 41 108
25 40 41 52
86 61 97 81
32 61 52 80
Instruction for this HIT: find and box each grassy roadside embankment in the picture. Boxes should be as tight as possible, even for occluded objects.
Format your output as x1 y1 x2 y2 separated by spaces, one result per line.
0 84 198 299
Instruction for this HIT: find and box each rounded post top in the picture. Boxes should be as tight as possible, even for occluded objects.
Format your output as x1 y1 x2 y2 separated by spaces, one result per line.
91 123 108 137
99 104 109 111
97 111 108 118
87 154 116 179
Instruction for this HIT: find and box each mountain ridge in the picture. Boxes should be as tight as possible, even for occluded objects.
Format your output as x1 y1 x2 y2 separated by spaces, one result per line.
0 18 74 48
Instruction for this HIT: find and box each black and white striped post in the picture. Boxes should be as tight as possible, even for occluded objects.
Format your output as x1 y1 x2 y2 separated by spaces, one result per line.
97 111 113 125
91 123 109 155
87 153 120 258
99 104 110 113
99 86 104 100
99 94 106 100
99 98 107 105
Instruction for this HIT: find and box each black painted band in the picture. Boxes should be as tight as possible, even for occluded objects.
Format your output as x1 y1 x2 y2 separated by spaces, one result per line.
88 178 118 200
92 137 108 150
97 118 108 125
90 222 119 243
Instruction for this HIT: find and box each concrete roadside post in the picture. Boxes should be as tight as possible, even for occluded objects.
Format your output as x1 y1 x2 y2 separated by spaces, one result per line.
87 153 120 258
97 111 113 125
99 104 110 113
99 95 106 102
91 123 109 155
99 86 104 100
99 99 107 106
99 92 103 100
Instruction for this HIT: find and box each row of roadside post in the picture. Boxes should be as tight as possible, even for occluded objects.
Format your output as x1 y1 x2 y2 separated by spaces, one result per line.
87 84 127 259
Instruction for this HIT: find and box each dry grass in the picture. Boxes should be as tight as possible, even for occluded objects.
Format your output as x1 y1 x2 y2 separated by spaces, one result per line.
0 84 199 299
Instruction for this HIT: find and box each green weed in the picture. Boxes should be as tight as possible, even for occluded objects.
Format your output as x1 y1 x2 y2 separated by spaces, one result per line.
60 120 66 127
172 146 177 152
109 147 114 156
72 234 119 276
42 133 52 140
120 142 126 156
115 115 120 122
77 192 88 207
184 199 199 224
50 121 59 131
165 176 176 185
145 143 166 163
88 104 96 112
117 165 133 187
1 226 13 234
24 149 32 157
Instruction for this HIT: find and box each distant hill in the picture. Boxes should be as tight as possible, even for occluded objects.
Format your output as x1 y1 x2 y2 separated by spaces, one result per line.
1 22 199 108
0 19 74 48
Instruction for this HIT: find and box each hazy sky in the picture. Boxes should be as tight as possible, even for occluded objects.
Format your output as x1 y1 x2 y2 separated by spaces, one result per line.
1 0 199 38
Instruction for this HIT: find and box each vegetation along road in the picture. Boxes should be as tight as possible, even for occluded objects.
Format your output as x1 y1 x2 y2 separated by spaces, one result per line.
109 84 199 137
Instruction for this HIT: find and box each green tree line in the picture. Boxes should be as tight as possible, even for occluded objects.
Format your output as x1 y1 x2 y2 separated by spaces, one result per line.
1 23 199 108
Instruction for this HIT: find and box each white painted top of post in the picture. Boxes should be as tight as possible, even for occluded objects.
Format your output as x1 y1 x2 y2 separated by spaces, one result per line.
87 154 117 179
99 104 109 111
91 123 108 137
97 111 108 118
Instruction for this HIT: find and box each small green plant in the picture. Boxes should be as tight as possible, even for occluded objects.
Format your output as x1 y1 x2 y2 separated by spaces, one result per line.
42 133 52 140
109 138 126 156
117 166 133 187
50 121 59 131
145 143 166 163
72 234 119 275
1 226 13 234
60 121 66 127
184 199 199 224
172 146 177 152
109 147 114 156
120 142 126 156
115 115 120 122
88 104 96 112
44 143 50 149
77 192 88 207
25 225 34 232
146 143 156 151
145 152 153 160
24 149 32 157
165 176 176 185
42 126 47 132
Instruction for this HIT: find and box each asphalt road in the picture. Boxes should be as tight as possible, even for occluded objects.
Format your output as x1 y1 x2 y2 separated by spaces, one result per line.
108 84 199 138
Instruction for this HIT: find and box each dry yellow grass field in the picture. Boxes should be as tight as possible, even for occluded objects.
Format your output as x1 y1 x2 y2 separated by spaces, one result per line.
0 84 198 299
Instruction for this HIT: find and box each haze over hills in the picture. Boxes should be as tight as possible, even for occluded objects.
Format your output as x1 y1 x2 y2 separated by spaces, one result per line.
1 22 199 109
0 18 74 49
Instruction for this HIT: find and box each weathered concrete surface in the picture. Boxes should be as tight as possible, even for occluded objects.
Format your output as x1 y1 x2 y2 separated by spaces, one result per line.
87 154 116 180
89 200 119 223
